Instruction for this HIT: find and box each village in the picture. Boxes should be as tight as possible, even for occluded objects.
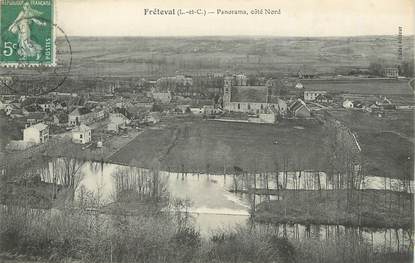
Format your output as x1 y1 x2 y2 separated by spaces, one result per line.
0 65 412 160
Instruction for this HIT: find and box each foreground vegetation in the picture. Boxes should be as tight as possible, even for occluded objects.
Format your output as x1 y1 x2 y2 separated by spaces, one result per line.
0 204 413 263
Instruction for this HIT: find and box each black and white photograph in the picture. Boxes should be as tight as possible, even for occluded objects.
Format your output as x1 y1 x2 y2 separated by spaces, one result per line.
0 0 414 262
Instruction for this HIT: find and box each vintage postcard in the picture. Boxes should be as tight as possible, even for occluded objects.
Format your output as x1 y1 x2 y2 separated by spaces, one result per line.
0 0 413 262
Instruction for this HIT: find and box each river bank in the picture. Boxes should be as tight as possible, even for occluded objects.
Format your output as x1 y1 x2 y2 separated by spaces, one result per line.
251 189 413 229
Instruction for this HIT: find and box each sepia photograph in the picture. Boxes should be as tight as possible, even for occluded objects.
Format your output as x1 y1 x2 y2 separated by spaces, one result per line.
0 0 413 262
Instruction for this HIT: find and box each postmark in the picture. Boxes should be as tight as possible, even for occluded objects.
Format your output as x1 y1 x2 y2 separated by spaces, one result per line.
0 0 55 66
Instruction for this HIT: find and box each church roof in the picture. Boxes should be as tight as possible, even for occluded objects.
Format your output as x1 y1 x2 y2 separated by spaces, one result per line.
230 86 268 103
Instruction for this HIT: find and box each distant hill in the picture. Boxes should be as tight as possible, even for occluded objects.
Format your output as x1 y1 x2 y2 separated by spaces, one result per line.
58 35 414 77
0 35 413 93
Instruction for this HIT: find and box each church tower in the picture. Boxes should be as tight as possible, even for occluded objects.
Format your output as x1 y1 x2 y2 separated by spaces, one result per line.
223 76 233 109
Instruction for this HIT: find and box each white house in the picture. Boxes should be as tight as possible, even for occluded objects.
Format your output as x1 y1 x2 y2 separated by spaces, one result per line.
23 123 49 144
343 100 354 109
72 124 92 144
107 112 130 132
295 82 304 89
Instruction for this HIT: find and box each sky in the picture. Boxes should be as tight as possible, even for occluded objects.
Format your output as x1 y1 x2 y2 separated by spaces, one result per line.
56 0 414 37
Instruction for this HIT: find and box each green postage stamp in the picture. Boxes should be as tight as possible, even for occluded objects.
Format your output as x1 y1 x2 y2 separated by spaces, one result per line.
0 0 55 66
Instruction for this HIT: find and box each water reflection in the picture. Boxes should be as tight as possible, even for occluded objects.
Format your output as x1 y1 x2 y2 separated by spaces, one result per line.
22 159 413 252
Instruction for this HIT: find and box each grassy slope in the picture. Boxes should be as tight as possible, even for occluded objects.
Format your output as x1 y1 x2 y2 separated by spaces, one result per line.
329 110 414 180
255 189 413 229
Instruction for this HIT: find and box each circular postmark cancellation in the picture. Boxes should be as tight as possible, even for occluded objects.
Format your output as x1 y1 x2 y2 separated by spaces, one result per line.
0 0 72 95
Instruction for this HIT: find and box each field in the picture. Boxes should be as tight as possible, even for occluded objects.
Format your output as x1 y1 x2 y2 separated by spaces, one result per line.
0 35 413 82
108 118 332 173
108 112 414 180
328 110 414 180
301 79 413 96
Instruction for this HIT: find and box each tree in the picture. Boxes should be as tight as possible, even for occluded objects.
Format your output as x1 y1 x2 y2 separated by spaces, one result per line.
368 60 385 76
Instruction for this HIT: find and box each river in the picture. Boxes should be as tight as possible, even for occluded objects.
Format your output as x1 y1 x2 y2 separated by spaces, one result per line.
32 160 414 252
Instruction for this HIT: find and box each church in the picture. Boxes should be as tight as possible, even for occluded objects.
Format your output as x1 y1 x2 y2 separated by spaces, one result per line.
222 75 287 115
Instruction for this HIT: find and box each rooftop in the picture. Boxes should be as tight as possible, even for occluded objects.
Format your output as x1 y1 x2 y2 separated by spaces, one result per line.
230 86 268 103
26 123 48 131
70 107 92 116
72 124 91 132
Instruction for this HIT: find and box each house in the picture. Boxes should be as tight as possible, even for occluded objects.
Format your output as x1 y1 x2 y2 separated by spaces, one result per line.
315 94 333 103
109 112 131 125
303 90 327 101
25 112 47 127
0 98 11 110
376 96 392 106
9 109 24 118
72 124 92 144
343 100 354 109
36 98 54 112
189 106 204 115
289 99 311 118
295 82 304 89
383 68 399 78
146 112 161 124
353 101 364 109
53 100 67 111
152 91 172 104
298 70 317 79
52 112 68 126
189 100 216 115
268 98 288 116
22 104 43 116
107 112 131 132
258 112 276 123
222 75 287 115
23 123 49 144
203 105 216 115
68 107 94 126
5 102 21 116
176 104 191 114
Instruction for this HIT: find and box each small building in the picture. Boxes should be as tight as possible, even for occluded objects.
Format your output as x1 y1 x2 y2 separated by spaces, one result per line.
5 103 21 116
52 113 68 126
376 96 392 106
25 112 47 127
383 68 399 78
23 123 49 144
22 104 43 116
36 98 54 112
343 100 354 109
304 90 327 101
290 99 311 118
315 94 333 103
107 112 131 132
258 113 276 123
146 112 161 124
295 82 304 89
152 91 172 104
68 107 93 126
72 124 92 144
